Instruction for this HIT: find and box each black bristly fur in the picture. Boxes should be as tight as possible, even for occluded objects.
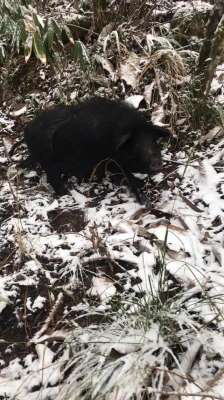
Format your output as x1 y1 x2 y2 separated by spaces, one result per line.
10 97 170 203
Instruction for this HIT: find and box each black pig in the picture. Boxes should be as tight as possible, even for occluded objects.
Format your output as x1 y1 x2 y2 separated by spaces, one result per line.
10 97 170 203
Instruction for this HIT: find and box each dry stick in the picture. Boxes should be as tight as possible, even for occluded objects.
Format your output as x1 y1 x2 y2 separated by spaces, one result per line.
179 191 203 213
33 336 65 345
68 22 98 36
163 158 199 167
34 292 64 340
205 367 224 394
154 366 203 392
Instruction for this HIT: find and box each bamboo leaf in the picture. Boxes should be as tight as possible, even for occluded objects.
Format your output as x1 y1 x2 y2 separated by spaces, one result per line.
24 32 33 62
63 25 75 44
45 23 54 50
33 12 45 34
33 30 46 63
73 40 90 69
51 19 63 47
0 44 6 61
36 14 45 29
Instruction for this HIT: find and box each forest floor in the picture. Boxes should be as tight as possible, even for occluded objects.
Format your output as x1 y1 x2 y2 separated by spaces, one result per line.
1 1 224 399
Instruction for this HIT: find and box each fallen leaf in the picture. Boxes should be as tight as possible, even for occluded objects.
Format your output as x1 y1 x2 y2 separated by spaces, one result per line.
125 95 144 109
10 105 27 117
95 54 116 80
119 52 140 88
144 82 155 106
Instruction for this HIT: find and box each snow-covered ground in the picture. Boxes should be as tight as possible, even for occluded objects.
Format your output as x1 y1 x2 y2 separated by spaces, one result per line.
1 109 224 398
1 0 224 398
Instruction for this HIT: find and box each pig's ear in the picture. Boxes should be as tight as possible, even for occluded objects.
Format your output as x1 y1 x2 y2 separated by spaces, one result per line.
115 132 131 150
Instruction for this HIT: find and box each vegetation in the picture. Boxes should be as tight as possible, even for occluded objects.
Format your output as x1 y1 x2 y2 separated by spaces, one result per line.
1 1 224 399
0 0 88 64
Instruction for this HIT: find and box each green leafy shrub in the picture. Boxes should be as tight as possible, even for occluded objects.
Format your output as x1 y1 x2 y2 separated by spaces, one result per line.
0 0 89 65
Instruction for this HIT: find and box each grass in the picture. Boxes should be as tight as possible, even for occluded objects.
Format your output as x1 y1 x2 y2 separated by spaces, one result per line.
1 1 224 399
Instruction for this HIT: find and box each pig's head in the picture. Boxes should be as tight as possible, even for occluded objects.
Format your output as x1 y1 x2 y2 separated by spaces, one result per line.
117 124 170 174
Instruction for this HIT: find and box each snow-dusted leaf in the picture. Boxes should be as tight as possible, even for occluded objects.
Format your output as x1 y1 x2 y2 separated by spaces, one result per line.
151 104 166 126
199 126 223 144
146 33 173 55
209 147 224 165
24 33 33 63
24 14 36 33
63 25 75 45
212 245 224 267
33 31 47 64
170 340 202 390
120 52 140 88
103 30 120 54
198 159 219 183
97 23 114 46
125 95 144 109
88 276 116 301
0 293 10 313
95 54 116 80
144 82 155 106
148 225 184 252
35 14 45 30
33 12 45 32
176 117 187 126
10 105 27 117
111 334 144 355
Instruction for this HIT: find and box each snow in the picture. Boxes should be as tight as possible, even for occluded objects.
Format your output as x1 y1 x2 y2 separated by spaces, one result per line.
173 1 213 14
88 276 116 301
0 281 12 312
1 1 224 398
2 131 222 397
125 95 144 109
